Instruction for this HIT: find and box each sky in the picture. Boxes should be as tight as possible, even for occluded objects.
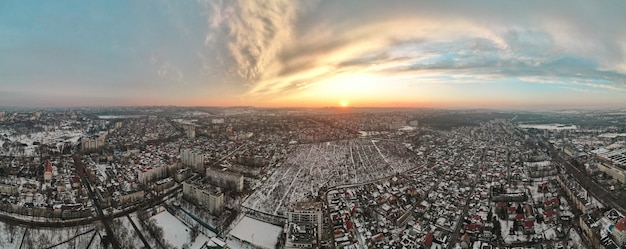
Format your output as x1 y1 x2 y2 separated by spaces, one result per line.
1 0 626 108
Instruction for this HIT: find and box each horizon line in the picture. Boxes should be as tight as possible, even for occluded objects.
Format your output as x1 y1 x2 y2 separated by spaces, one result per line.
1 104 626 112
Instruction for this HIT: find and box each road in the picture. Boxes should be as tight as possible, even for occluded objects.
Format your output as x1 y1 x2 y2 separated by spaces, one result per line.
73 156 187 249
447 157 481 249
74 155 121 249
126 215 151 249
539 139 626 214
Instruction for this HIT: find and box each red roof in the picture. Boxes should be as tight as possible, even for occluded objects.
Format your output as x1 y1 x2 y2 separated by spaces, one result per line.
524 220 535 228
616 217 626 231
496 202 507 208
551 197 559 205
508 207 517 213
466 223 481 232
471 214 483 222
45 160 53 172
515 213 525 221
544 210 554 217
423 232 434 247
372 233 384 241
345 219 354 231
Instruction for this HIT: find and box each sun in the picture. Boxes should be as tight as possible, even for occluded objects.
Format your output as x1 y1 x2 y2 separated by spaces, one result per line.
340 100 348 107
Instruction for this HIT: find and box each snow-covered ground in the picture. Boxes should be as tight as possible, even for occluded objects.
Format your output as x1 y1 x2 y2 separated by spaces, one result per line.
0 222 26 249
243 138 422 214
112 214 149 249
151 210 211 249
173 119 197 125
568 229 584 248
518 124 577 130
0 221 97 249
87 232 102 249
24 225 96 249
95 164 109 182
229 216 282 249
98 115 145 119
0 128 84 156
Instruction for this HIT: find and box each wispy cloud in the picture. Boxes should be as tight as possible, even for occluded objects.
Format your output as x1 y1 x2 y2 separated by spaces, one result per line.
202 0 317 82
3 0 626 106
157 63 184 83
199 0 626 100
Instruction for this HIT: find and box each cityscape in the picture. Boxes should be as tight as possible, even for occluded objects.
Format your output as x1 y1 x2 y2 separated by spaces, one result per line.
0 107 625 249
2 1 626 249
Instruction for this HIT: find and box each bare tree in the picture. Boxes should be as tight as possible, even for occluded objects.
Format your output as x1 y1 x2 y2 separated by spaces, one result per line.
6 222 16 243
38 232 51 248
189 224 199 243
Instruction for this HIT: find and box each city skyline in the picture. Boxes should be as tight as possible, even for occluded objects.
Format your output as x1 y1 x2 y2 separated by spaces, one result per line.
2 1 626 108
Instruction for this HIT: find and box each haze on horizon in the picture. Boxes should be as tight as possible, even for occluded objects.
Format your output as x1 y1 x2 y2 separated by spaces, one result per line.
1 1 626 109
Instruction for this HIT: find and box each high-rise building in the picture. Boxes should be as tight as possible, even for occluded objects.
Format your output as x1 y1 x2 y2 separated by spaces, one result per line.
286 202 323 248
137 165 169 184
181 149 204 172
185 124 196 138
205 168 244 192
182 179 224 215
81 131 108 151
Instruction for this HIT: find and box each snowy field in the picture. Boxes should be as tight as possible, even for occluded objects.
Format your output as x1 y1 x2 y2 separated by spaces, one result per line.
0 128 84 156
0 222 97 249
98 115 145 119
0 222 26 249
24 225 96 249
518 124 578 130
229 216 282 249
151 210 211 249
243 139 420 214
112 214 151 249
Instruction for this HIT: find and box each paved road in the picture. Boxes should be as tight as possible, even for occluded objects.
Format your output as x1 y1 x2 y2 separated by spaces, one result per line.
74 156 122 249
126 215 151 249
539 139 626 214
448 157 481 249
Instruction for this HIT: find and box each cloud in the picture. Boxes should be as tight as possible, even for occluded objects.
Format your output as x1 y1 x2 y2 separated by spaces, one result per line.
202 0 316 82
156 61 184 83
150 53 187 84
201 0 626 99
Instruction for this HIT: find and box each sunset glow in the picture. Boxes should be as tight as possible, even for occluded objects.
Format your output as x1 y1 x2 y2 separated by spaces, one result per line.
1 1 625 108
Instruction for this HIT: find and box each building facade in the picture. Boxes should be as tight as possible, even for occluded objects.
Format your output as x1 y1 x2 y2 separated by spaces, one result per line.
81 132 108 151
185 125 196 138
181 149 204 172
286 202 323 248
182 180 224 215
137 165 169 185
205 168 244 192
